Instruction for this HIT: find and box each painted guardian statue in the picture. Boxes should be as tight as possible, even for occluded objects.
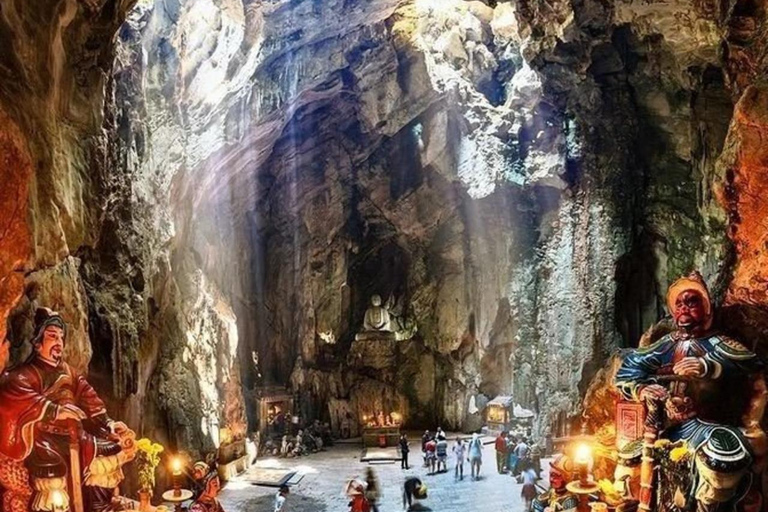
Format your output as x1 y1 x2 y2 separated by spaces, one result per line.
615 272 766 512
0 308 136 512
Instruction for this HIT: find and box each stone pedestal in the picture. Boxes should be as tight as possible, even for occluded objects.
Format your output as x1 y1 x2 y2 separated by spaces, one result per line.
347 338 397 369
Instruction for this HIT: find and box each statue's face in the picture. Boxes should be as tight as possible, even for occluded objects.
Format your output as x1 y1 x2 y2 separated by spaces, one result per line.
37 325 64 363
371 295 382 307
673 290 707 331
205 476 221 498
550 470 566 491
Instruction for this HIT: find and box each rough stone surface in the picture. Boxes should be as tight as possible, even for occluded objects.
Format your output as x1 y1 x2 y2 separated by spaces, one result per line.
2 0 768 470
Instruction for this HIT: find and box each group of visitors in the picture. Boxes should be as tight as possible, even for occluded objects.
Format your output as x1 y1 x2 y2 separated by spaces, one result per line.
415 429 485 480
494 431 541 478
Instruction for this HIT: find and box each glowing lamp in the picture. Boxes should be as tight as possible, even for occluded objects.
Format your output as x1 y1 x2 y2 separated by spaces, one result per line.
170 456 184 497
574 443 592 486
51 489 65 512
170 457 183 475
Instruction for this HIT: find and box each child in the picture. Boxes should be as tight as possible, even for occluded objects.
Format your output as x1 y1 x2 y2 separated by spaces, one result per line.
520 460 538 512
452 437 466 480
274 485 289 512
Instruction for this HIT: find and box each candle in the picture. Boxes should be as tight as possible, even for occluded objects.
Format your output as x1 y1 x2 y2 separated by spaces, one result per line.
170 456 183 497
574 443 591 486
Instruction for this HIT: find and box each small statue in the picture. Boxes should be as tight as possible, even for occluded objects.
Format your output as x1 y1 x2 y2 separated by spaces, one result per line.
280 436 292 458
363 295 392 332
615 272 765 512
532 455 579 512
189 465 225 512
0 308 136 512
355 294 417 343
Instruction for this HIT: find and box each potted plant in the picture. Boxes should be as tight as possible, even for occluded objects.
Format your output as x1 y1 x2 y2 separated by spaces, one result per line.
135 438 164 511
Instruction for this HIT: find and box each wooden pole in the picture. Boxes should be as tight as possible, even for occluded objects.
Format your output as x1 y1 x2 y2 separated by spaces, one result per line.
639 398 661 512
68 422 85 512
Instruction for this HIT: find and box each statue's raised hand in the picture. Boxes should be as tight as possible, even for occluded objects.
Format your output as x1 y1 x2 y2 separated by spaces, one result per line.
56 404 87 421
639 384 668 402
673 357 705 377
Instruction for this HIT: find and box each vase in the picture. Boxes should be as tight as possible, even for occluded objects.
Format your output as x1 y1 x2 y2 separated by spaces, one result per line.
138 489 151 512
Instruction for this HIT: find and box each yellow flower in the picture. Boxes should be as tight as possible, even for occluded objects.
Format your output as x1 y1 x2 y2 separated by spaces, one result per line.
136 438 152 452
151 443 164 454
654 439 671 448
669 443 690 462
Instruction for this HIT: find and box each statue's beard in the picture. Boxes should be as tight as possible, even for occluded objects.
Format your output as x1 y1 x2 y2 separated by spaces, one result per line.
37 348 63 366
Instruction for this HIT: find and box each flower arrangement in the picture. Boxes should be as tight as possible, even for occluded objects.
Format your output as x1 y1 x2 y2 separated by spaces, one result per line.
135 438 164 492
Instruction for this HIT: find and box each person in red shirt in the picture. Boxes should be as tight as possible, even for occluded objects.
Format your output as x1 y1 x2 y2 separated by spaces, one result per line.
495 431 508 474
424 438 437 474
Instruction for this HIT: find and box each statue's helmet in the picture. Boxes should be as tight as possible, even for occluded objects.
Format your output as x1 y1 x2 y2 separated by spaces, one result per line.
666 271 713 330
549 454 575 479
371 294 382 307
30 307 67 347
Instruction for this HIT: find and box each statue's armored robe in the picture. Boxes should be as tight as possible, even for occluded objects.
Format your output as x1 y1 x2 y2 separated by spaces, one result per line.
0 356 125 511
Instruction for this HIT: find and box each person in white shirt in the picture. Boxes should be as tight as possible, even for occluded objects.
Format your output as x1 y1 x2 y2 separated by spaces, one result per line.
274 485 289 511
452 437 466 480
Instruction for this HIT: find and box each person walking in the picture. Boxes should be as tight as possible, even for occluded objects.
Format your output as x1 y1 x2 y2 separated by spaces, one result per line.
399 433 410 470
365 467 381 512
468 432 483 480
520 460 538 512
495 431 507 474
274 485 289 511
452 437 466 480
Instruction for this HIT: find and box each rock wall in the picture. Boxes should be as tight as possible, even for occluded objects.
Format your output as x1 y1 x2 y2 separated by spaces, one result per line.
1 0 768 455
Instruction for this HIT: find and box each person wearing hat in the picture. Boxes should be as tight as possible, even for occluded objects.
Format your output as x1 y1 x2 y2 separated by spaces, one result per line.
615 271 765 512
532 455 578 512
402 476 427 510
0 307 136 512
190 466 226 512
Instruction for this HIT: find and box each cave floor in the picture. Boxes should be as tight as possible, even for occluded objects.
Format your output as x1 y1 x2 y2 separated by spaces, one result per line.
219 438 546 511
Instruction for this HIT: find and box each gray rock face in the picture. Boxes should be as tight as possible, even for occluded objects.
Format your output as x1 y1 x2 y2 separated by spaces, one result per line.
1 0 767 460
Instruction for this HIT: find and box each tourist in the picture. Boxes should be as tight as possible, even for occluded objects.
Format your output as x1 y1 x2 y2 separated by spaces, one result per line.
341 412 352 439
468 432 483 480
399 433 410 469
520 460 538 512
506 433 518 475
514 437 530 476
402 476 427 510
421 430 431 467
435 434 448 473
495 431 507 474
274 485 289 511
346 479 371 512
530 441 542 478
452 436 466 480
424 436 437 474
365 467 381 512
